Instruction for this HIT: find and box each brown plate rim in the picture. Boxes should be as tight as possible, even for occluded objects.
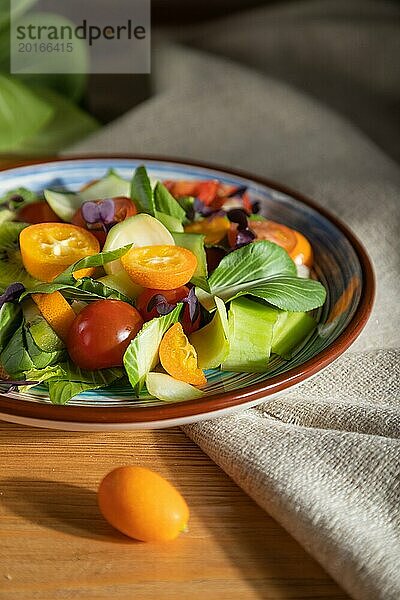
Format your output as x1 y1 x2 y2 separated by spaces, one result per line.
0 154 376 423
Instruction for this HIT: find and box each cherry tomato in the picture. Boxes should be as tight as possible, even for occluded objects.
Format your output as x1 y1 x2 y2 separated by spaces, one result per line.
72 197 137 246
228 220 313 267
228 219 297 250
17 201 61 224
67 299 143 370
136 286 201 335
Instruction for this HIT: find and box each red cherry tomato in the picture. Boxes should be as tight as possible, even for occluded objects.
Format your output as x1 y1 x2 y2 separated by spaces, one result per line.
67 299 143 370
17 201 61 224
136 286 201 335
72 197 137 246
228 219 297 252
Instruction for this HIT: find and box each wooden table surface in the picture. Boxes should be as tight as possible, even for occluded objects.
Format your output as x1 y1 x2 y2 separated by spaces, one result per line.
0 421 348 600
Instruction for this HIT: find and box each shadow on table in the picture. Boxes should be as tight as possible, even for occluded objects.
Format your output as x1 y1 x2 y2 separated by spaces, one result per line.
148 430 348 600
0 476 136 544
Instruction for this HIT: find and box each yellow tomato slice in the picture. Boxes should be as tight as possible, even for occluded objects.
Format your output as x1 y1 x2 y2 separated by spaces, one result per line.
184 216 230 245
247 220 313 267
20 223 100 282
159 323 206 386
121 245 197 290
290 231 314 267
250 220 297 253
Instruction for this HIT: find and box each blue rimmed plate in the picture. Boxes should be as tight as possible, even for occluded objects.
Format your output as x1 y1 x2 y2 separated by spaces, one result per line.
0 156 374 430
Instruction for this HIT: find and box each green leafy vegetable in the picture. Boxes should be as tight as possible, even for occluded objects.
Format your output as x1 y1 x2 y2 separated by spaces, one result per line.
54 244 132 284
22 278 132 305
24 327 65 369
47 361 123 405
206 241 326 311
0 221 38 291
146 372 204 402
0 302 22 353
20 364 66 392
209 241 296 299
130 165 155 214
155 211 184 232
241 276 327 312
190 297 229 368
222 297 279 372
48 380 101 405
0 324 34 375
22 299 64 352
154 182 186 224
172 232 209 291
123 305 182 392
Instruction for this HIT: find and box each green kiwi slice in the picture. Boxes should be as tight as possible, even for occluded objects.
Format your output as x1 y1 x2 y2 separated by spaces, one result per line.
0 222 37 291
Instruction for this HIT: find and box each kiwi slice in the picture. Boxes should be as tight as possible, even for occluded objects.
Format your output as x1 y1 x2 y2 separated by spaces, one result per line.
0 222 37 291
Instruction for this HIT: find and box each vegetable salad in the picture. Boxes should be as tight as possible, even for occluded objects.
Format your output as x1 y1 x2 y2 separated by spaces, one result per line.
0 166 326 404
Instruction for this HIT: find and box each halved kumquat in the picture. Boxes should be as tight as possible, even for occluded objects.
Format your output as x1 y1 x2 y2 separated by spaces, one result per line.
159 322 206 386
121 245 197 290
20 223 100 282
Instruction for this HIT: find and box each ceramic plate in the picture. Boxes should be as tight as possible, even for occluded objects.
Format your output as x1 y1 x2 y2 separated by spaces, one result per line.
0 157 374 430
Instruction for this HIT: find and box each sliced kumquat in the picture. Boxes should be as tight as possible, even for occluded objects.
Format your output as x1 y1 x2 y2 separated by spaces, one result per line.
184 216 230 245
290 230 314 267
32 291 77 342
19 223 100 282
120 245 197 290
159 322 207 386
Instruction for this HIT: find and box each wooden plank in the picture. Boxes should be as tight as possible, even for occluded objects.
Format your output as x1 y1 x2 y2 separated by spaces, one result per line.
0 422 348 599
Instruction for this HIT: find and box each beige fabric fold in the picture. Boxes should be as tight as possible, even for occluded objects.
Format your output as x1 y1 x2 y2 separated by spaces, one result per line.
184 350 400 600
69 2 400 597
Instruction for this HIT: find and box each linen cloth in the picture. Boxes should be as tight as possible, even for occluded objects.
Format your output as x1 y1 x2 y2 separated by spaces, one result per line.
69 1 400 598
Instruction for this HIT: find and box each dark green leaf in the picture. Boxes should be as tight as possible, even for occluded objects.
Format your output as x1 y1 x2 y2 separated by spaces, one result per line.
209 241 296 298
54 245 132 284
0 302 22 353
23 277 132 304
0 324 34 374
48 362 124 404
154 182 186 223
130 165 154 214
241 276 327 311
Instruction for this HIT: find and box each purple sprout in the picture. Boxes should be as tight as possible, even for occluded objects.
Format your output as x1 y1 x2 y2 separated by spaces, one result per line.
81 199 116 231
146 286 200 324
0 283 25 308
182 286 200 323
147 294 176 316
226 208 256 248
